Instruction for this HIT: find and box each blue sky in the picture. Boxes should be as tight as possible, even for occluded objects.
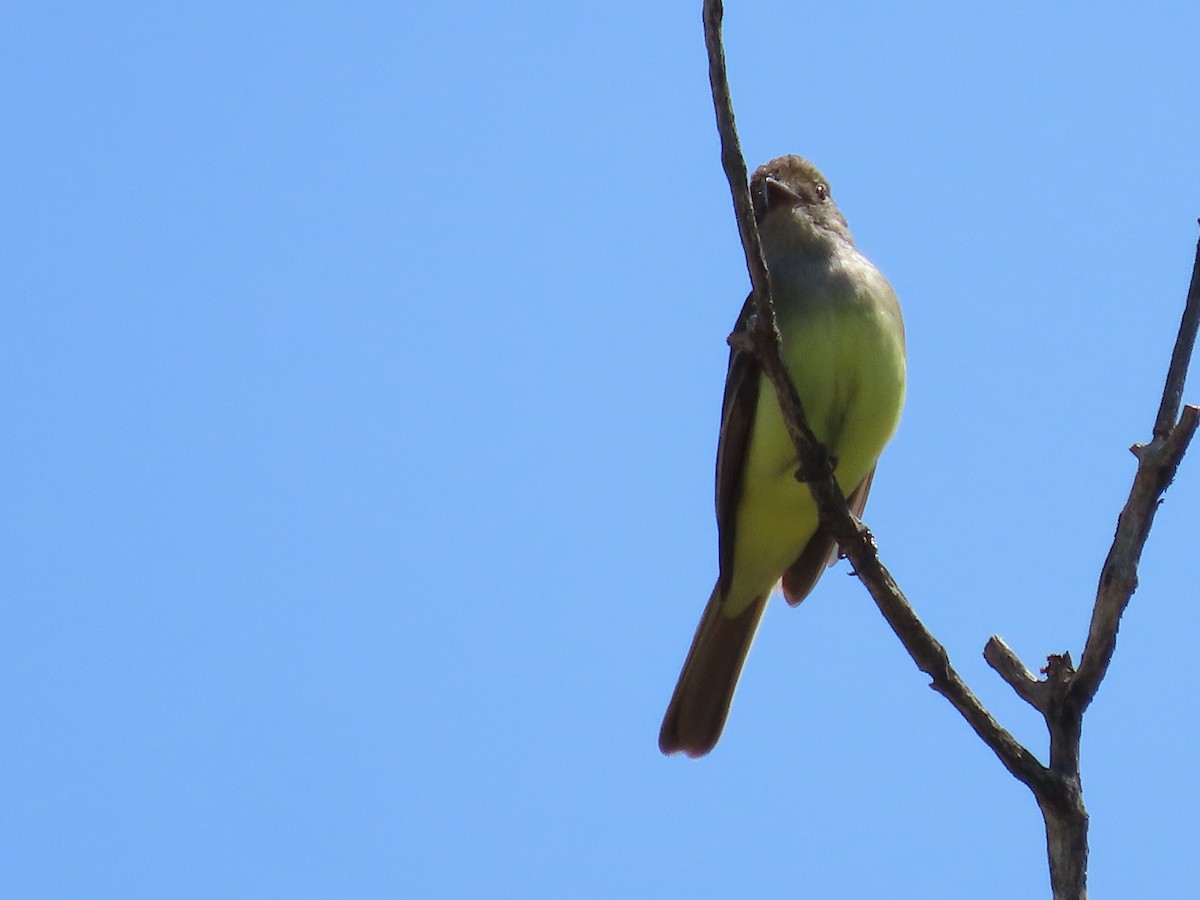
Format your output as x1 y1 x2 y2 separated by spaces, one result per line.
4 2 1200 897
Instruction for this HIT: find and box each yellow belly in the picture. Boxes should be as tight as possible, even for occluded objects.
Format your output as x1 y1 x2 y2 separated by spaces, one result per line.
724 300 906 612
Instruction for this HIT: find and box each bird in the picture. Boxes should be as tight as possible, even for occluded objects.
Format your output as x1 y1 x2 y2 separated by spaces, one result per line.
659 155 906 757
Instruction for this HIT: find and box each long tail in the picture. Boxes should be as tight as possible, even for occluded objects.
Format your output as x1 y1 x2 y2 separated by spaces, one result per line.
659 587 768 757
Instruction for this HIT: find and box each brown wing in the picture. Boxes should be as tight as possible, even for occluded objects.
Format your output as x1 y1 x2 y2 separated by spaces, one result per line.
659 297 766 758
714 294 761 600
780 466 876 606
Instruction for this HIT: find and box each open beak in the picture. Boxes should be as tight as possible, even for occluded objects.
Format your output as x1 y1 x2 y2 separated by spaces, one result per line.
753 175 802 220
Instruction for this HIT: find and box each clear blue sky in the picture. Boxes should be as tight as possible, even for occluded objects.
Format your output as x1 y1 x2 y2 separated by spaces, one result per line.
5 2 1199 897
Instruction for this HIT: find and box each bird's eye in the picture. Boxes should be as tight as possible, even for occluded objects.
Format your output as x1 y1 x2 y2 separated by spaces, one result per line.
814 183 828 201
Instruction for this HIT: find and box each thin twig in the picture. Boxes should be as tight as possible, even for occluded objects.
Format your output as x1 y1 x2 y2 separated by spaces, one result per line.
1154 232 1200 437
702 0 833 481
984 636 1050 713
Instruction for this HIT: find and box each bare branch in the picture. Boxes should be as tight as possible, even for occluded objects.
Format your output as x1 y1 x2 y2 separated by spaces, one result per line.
701 0 832 480
1070 238 1200 711
1154 232 1200 436
836 529 1060 794
984 636 1049 713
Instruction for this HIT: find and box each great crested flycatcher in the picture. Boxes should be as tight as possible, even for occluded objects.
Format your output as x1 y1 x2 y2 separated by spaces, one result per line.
660 155 906 757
